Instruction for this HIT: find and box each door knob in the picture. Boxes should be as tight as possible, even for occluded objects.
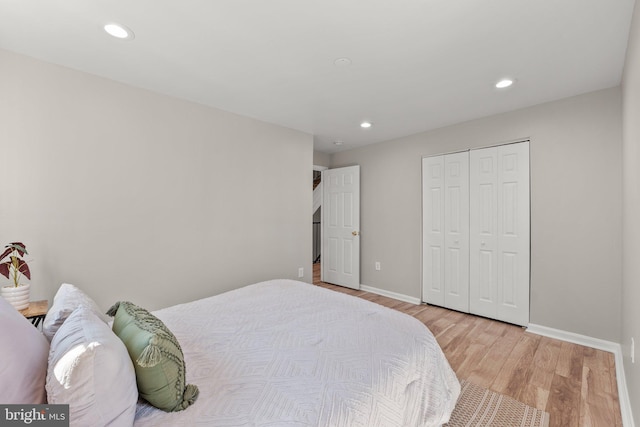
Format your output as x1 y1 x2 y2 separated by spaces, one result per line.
481 241 486 246
352 231 359 236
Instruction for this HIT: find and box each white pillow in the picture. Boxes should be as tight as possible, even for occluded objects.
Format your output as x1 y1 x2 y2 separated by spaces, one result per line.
0 296 49 404
47 305 138 427
43 283 109 341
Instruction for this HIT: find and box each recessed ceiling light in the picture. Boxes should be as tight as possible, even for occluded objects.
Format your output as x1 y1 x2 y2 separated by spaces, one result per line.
360 121 372 128
334 57 352 67
104 23 135 40
496 79 514 89
333 140 344 146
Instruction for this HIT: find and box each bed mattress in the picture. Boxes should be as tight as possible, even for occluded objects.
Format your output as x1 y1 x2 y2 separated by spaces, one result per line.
133 279 460 427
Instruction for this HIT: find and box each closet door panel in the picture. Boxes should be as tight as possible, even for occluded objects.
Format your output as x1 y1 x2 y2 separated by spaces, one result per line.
470 142 530 326
470 148 499 318
444 152 469 312
496 143 530 326
422 156 445 306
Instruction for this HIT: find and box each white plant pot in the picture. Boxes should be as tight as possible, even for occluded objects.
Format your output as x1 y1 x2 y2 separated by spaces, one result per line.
1 283 31 310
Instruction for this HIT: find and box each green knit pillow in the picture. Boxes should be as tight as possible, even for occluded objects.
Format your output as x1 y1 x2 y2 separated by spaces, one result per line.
107 301 198 412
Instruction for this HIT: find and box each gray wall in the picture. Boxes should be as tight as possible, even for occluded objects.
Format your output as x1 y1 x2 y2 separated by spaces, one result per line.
622 0 640 421
331 88 622 342
313 151 331 168
0 49 313 311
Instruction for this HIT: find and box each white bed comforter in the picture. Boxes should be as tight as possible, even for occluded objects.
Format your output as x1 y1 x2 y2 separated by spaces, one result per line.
134 279 460 427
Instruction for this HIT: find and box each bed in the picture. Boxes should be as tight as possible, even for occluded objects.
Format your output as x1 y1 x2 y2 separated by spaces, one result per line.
134 280 460 426
2 279 460 427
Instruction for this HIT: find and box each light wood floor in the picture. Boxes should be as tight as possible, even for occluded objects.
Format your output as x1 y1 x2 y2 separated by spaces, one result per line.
312 264 622 427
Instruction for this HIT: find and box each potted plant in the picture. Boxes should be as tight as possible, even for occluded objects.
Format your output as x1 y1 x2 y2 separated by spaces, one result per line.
0 242 32 310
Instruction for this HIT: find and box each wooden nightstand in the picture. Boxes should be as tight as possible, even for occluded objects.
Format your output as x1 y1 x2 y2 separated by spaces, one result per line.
19 300 48 327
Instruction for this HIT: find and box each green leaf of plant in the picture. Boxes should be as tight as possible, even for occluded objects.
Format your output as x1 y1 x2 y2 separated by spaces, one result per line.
8 242 27 257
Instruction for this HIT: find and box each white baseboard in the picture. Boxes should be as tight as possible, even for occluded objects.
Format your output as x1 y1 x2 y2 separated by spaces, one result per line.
527 324 635 427
359 284 422 305
527 323 619 352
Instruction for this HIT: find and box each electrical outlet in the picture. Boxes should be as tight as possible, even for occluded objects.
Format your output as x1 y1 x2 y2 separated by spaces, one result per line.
375 262 381 271
298 267 304 278
632 338 635 364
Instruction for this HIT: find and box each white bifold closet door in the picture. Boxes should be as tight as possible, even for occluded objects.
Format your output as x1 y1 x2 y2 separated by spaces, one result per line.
422 151 470 313
469 142 530 326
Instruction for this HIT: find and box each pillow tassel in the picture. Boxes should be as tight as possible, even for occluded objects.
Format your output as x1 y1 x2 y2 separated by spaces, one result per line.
137 337 162 368
106 302 121 317
175 384 199 411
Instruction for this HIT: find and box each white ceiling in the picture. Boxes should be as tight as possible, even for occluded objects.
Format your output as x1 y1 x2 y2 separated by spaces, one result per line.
0 0 635 153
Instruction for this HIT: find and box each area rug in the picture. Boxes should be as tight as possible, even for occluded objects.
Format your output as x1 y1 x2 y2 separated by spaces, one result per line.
445 379 550 427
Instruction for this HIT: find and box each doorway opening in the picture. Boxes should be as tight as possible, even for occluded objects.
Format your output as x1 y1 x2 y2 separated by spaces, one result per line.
312 165 327 285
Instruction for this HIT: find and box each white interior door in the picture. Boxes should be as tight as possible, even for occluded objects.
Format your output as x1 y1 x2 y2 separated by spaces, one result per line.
422 153 469 311
470 142 530 326
469 148 499 317
444 152 470 312
422 156 445 305
322 165 360 289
